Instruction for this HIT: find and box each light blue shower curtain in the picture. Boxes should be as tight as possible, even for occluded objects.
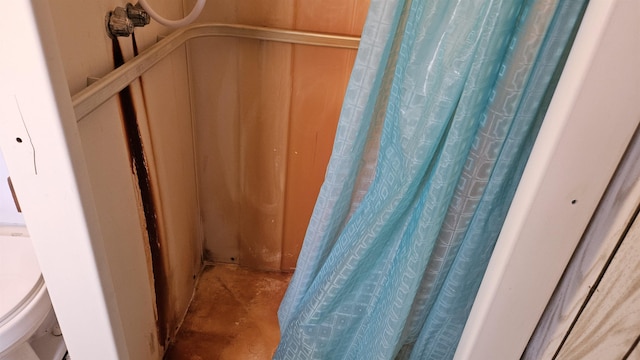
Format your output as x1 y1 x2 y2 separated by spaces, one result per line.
276 0 587 359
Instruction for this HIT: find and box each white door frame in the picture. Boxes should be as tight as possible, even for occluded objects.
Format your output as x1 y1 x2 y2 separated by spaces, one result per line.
456 0 640 358
0 1 129 359
1 0 638 359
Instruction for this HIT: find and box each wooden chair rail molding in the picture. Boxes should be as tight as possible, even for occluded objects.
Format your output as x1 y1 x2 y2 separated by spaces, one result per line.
71 23 361 121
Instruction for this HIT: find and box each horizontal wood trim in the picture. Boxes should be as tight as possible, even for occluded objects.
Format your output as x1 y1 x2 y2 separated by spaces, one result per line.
71 23 359 121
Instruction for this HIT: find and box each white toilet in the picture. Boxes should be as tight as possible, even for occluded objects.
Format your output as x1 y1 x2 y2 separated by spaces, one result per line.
0 226 67 360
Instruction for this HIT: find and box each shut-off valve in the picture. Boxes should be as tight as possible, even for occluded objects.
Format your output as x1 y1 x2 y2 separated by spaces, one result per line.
106 3 150 38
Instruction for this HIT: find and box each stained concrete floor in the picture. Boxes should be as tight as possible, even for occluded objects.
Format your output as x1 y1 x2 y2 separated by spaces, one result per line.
164 264 292 360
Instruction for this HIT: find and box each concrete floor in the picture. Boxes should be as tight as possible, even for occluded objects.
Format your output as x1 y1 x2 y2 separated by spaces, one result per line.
164 264 292 360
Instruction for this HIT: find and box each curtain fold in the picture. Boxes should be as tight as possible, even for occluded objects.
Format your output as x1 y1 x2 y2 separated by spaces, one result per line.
276 0 587 358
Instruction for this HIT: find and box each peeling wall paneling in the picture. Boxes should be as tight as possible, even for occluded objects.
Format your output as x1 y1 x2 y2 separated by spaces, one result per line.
130 37 203 343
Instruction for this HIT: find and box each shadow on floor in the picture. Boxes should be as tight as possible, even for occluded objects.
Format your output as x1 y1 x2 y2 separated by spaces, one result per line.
165 264 292 360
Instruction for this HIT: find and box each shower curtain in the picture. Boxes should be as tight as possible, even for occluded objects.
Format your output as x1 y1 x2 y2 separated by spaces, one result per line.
276 0 587 358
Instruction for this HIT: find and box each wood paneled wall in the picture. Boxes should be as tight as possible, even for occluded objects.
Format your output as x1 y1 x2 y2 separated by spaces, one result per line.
48 0 369 352
77 97 162 358
49 0 201 353
187 0 370 270
76 43 202 349
137 46 203 342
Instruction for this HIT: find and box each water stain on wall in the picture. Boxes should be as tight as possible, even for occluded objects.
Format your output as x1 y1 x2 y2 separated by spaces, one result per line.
112 36 170 347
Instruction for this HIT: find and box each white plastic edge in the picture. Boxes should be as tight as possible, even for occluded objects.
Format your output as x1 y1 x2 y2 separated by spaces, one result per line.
455 0 640 358
0 0 130 359
137 0 206 28
0 285 49 356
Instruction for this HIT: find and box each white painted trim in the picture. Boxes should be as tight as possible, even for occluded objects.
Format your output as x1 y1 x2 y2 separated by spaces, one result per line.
455 0 640 358
0 1 130 359
524 126 640 358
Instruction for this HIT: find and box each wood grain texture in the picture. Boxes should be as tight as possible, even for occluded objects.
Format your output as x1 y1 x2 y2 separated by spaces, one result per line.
281 45 357 270
523 127 640 359
553 213 640 359
136 43 202 333
189 0 369 270
190 37 242 264
186 0 369 34
237 40 292 270
77 98 161 359
191 39 356 271
51 1 201 352
294 0 369 36
236 0 294 28
76 39 201 354
628 341 640 360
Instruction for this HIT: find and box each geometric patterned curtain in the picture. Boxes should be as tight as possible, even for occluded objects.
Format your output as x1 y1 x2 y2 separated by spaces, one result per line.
276 1 587 358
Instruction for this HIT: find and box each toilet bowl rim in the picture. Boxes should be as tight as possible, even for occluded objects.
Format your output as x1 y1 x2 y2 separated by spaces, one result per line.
0 283 51 357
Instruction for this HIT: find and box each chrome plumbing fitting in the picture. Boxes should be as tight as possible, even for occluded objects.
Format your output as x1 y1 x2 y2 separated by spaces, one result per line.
106 3 150 38
126 3 151 27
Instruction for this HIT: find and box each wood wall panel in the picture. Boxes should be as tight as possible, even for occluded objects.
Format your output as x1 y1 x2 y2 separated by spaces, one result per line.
281 45 357 270
188 0 370 271
237 41 292 270
191 37 242 263
185 0 296 26
236 0 294 28
185 0 237 23
629 344 640 360
294 0 369 36
77 98 161 359
81 37 202 346
193 38 294 270
136 44 202 335
51 0 203 352
186 0 369 32
554 213 640 359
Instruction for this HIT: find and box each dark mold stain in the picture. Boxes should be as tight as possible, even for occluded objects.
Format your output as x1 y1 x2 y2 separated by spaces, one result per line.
203 248 214 262
112 36 170 347
132 32 140 57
